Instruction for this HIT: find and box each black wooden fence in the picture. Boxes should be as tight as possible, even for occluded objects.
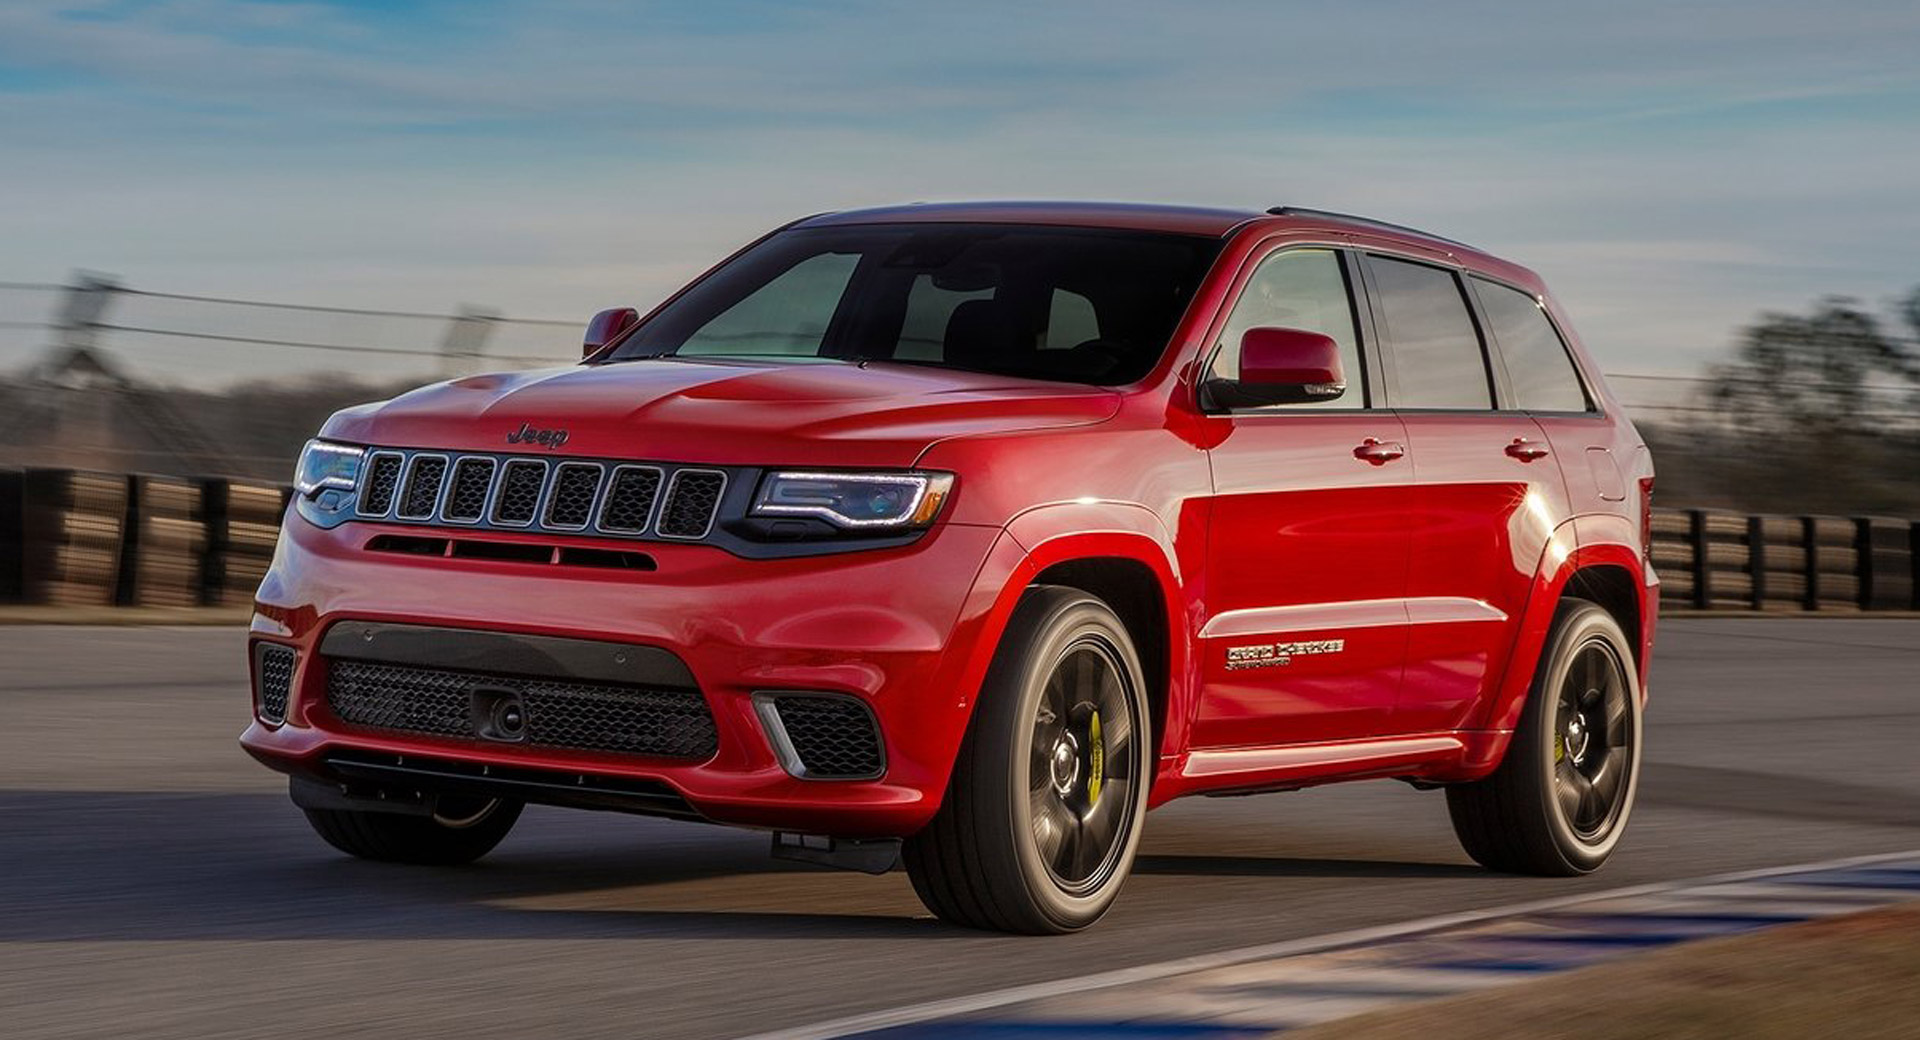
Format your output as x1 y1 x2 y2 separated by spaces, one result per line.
1 468 287 607
2 467 1916 612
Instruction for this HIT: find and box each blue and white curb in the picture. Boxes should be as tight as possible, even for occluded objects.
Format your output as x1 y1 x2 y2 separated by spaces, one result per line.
744 850 1920 1040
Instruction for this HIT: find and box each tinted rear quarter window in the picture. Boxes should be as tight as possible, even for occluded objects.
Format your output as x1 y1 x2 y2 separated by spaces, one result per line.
1473 277 1591 412
1368 256 1492 409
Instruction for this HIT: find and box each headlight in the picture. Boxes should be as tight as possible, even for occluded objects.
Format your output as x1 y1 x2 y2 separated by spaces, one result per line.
292 440 363 527
294 439 364 498
751 471 954 529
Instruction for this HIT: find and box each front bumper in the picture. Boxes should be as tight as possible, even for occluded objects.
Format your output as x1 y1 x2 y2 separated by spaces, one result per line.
242 512 1016 838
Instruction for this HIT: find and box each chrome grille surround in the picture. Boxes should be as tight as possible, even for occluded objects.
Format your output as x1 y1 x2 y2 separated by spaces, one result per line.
361 451 404 516
397 454 448 521
443 456 496 523
656 469 728 539
354 447 731 544
543 461 605 530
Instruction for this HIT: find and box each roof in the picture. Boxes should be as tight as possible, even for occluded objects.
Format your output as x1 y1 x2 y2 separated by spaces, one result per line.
794 201 1485 256
795 201 1266 237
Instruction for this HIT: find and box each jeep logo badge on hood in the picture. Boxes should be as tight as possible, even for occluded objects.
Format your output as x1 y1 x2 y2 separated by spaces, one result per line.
507 422 569 448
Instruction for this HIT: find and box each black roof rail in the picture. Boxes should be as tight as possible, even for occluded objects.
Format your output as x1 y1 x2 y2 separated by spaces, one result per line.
1265 206 1479 252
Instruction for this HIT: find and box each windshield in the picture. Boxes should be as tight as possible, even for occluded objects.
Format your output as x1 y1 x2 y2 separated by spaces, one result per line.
605 223 1222 385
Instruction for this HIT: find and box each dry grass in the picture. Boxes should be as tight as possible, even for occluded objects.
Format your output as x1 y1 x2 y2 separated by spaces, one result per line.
1281 903 1920 1040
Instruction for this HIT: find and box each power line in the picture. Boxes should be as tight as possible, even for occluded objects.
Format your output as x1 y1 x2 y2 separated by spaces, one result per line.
1619 402 1917 419
1609 371 1914 393
112 286 577 326
92 323 569 364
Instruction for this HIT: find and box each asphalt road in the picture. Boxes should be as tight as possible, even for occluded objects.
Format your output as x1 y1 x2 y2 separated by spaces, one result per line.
3 618 1917 1040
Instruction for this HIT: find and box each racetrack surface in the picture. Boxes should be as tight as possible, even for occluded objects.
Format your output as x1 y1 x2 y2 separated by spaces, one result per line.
3 618 1916 1039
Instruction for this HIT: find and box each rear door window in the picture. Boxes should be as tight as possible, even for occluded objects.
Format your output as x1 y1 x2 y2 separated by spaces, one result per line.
1367 256 1493 409
1473 277 1592 412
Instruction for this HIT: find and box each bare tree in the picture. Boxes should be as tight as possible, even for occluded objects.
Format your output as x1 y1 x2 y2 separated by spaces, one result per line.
1705 296 1916 436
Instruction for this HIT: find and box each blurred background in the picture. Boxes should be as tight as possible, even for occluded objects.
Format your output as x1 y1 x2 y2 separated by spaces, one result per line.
2 0 1916 511
4 7 1919 1040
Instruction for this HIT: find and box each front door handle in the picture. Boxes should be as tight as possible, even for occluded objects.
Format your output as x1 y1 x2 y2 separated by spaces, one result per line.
1505 438 1551 462
1354 437 1406 465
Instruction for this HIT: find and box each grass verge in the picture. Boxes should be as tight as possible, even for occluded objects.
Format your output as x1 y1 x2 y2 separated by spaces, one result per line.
1279 902 1920 1040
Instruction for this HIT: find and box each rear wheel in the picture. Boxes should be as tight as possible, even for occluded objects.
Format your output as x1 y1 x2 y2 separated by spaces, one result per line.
1447 598 1641 875
303 796 523 866
905 586 1152 934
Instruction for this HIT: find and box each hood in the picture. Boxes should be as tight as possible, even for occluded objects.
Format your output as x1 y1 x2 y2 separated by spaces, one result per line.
320 358 1121 468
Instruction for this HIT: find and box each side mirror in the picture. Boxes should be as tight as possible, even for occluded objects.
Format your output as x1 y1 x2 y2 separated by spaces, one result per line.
583 307 639 358
1208 326 1348 408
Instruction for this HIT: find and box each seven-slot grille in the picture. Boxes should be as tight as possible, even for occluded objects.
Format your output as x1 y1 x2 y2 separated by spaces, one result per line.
356 448 726 542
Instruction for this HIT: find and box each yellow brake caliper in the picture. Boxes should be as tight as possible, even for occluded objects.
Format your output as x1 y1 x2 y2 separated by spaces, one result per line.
1087 710 1105 806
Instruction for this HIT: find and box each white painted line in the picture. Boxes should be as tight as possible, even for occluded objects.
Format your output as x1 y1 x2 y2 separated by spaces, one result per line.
736 848 1920 1040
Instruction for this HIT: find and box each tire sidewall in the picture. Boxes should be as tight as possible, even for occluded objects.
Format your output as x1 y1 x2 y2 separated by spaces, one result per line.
1529 604 1642 871
998 594 1152 930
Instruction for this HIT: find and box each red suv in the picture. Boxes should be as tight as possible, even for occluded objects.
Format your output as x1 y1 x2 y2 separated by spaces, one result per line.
245 202 1656 933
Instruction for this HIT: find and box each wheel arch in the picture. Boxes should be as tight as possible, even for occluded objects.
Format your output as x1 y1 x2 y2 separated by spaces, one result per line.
1474 520 1654 738
963 502 1194 773
1029 556 1172 776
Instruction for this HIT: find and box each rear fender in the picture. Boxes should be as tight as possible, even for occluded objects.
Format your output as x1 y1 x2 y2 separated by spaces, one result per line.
1474 518 1650 737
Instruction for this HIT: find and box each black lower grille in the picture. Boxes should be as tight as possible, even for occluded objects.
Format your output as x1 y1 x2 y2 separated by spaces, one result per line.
326 659 718 760
255 643 296 724
771 694 884 779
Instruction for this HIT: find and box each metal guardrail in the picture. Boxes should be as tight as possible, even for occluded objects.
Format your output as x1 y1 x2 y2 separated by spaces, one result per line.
3 472 1915 613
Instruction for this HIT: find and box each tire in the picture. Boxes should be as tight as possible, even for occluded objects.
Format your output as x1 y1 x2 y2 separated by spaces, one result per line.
905 586 1153 934
1447 598 1642 875
303 796 524 866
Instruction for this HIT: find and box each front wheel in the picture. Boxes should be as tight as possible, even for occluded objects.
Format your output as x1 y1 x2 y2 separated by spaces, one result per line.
1447 598 1642 875
303 796 524 866
905 586 1152 934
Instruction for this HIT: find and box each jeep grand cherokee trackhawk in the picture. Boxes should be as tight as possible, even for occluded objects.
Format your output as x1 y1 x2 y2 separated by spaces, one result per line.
244 202 1656 934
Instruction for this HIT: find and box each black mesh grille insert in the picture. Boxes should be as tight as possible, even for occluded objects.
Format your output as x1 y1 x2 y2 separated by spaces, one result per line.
327 659 718 760
598 466 662 533
444 457 496 522
256 643 296 724
399 456 447 520
492 460 545 524
351 449 734 544
361 454 402 515
773 695 884 779
543 463 602 529
658 470 725 538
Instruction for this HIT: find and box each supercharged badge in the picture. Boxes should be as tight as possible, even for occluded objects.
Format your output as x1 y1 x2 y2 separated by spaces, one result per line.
1226 638 1347 670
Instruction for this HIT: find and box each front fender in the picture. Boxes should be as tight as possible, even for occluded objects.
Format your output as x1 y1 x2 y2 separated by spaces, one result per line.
955 501 1197 797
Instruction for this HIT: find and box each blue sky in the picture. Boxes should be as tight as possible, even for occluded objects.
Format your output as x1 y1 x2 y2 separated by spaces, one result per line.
3 0 1918 376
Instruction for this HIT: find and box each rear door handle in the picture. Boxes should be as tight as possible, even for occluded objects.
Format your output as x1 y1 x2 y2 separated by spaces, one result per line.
1505 438 1550 462
1354 437 1406 465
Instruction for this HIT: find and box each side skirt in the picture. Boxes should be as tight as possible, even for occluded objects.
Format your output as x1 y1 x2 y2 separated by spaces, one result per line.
1155 730 1510 802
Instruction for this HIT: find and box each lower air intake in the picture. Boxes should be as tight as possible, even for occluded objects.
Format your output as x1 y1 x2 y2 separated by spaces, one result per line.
255 643 296 724
764 694 885 780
